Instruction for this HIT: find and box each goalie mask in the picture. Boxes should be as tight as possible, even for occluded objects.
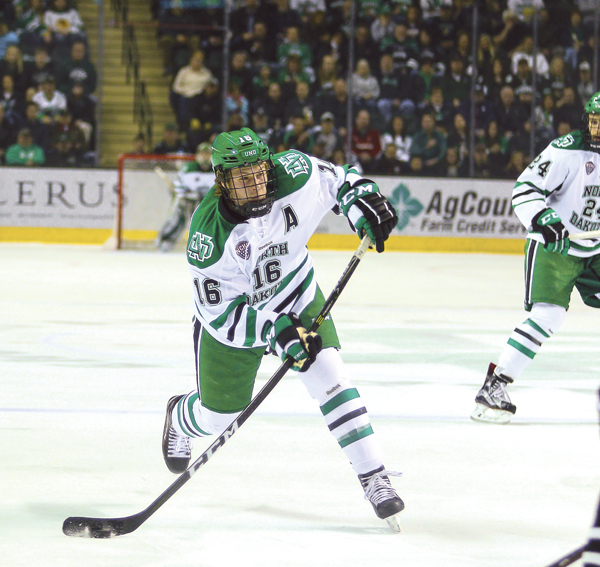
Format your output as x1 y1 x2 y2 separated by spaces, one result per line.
582 92 600 153
211 127 276 218
196 142 212 171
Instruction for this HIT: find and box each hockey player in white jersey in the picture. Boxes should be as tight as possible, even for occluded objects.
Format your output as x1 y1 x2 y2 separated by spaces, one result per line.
156 142 214 251
161 127 404 529
472 92 600 424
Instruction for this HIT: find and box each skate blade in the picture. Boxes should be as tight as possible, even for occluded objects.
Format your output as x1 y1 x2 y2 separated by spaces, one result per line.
384 514 401 533
470 403 512 424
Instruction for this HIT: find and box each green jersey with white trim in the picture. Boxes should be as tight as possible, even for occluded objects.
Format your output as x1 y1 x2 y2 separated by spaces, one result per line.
186 149 367 348
512 130 600 257
174 161 215 200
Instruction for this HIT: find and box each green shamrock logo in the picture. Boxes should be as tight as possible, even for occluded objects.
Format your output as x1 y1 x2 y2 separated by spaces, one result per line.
388 183 424 231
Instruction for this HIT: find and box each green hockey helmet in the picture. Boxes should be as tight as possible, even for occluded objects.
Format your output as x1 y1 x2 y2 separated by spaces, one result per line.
582 91 600 153
211 127 276 218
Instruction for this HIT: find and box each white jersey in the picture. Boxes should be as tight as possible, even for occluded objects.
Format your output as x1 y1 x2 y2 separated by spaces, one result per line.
185 150 364 349
512 130 600 257
173 162 214 201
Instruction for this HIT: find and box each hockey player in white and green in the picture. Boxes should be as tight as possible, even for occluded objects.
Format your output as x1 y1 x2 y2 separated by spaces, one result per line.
472 92 600 425
161 127 404 530
156 142 214 251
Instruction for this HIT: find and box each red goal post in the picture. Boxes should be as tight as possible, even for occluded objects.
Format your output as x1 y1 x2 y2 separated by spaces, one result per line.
112 153 198 250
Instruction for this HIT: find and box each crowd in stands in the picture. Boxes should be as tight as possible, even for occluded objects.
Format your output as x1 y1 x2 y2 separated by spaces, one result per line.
0 0 96 167
145 0 598 179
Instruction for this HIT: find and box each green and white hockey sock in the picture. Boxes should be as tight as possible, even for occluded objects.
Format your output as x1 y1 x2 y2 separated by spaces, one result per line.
300 348 384 475
320 386 383 475
172 391 244 437
497 303 566 379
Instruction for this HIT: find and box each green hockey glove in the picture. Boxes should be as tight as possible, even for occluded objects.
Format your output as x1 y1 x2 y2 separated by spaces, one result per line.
264 313 323 372
531 207 570 256
338 181 398 252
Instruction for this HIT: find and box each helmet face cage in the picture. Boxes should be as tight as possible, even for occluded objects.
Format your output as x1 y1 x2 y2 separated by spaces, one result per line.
216 158 276 218
211 128 277 218
582 92 600 153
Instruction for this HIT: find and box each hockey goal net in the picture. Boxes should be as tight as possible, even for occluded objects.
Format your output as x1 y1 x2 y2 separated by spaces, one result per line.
109 153 197 250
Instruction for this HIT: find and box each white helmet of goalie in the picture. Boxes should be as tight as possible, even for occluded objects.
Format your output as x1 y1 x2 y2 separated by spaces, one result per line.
196 142 212 171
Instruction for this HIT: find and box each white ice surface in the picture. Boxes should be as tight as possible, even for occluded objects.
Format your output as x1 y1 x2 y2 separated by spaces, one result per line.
1 243 598 567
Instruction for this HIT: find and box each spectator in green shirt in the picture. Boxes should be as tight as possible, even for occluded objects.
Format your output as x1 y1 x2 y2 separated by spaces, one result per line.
5 127 45 166
410 111 447 176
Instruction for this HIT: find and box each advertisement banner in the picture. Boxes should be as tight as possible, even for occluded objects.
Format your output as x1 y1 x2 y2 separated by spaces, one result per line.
316 176 526 240
0 168 118 229
0 167 524 247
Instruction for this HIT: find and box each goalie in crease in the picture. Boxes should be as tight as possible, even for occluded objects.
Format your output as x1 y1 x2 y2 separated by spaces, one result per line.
155 142 214 252
162 127 404 529
471 92 600 425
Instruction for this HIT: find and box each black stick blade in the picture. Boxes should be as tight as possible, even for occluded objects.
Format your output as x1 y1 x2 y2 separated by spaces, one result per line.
63 515 140 538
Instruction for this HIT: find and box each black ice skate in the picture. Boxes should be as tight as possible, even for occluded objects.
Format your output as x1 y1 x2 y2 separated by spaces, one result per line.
359 466 404 532
162 395 192 473
471 363 517 424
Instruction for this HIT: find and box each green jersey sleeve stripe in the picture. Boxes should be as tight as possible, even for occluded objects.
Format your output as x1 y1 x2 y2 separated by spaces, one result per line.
513 197 545 209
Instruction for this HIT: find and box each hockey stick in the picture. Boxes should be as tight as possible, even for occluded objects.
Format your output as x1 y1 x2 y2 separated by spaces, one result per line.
543 545 585 567
570 229 600 240
154 165 175 193
63 234 373 538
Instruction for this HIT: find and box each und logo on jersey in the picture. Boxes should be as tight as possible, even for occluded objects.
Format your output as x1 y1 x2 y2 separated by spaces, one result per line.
278 153 310 178
235 240 251 260
188 231 214 262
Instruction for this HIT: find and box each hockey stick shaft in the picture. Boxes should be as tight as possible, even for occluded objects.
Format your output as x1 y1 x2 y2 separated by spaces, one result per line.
544 545 585 567
154 165 176 193
570 229 600 240
63 234 372 538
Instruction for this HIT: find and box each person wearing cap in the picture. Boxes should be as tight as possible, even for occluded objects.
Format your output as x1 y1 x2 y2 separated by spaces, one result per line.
577 61 594 103
250 107 275 149
153 122 191 155
311 111 343 161
31 74 67 124
5 128 45 166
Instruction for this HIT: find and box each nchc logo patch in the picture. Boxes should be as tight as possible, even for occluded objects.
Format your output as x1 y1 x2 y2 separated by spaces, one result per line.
278 153 310 178
235 240 251 260
188 231 214 262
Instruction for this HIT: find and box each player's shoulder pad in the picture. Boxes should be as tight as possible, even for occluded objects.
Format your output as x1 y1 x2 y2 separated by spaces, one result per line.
550 130 586 151
272 149 314 199
186 189 236 269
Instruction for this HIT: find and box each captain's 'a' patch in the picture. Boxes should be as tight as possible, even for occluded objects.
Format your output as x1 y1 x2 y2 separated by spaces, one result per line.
282 205 299 233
